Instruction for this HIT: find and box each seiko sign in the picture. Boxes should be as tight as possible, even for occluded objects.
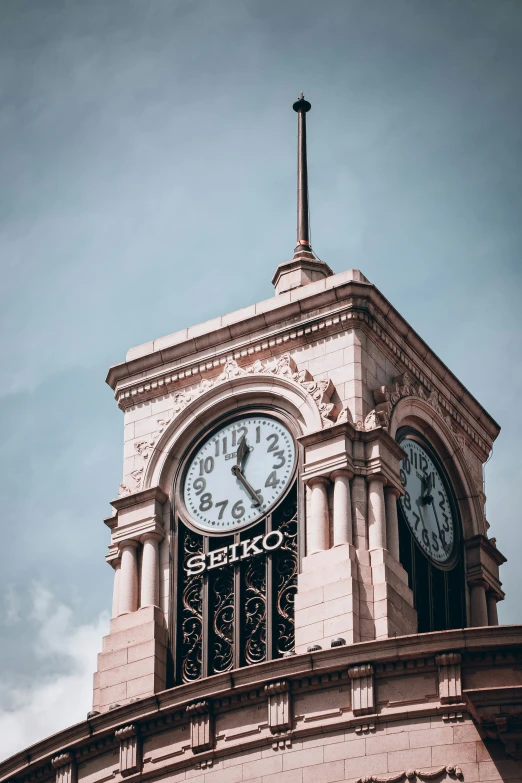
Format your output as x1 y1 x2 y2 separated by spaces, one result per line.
184 530 284 576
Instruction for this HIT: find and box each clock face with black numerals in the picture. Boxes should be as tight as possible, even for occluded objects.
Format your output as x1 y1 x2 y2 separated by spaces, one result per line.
398 436 456 565
182 414 296 533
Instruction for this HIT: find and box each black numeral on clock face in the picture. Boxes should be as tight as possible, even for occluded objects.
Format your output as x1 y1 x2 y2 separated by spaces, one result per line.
199 492 213 511
199 456 214 475
265 471 280 488
266 433 279 453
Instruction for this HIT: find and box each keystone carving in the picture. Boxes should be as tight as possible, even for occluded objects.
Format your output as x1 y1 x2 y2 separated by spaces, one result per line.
115 724 141 777
265 679 292 733
51 753 76 783
186 699 214 753
436 653 462 705
348 663 375 716
354 765 463 783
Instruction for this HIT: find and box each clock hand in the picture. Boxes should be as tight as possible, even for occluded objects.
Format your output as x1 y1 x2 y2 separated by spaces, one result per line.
231 464 262 506
236 435 248 468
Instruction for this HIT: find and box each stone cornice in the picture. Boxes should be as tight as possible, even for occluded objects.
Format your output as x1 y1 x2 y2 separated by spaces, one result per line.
2 625 521 783
106 273 499 457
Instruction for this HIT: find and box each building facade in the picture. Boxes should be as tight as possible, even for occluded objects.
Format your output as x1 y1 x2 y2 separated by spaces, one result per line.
1 96 520 783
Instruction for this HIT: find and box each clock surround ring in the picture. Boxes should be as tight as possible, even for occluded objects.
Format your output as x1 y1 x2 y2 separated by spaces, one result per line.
175 405 300 538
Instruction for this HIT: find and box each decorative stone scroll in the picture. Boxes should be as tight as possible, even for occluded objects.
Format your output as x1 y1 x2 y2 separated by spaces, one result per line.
186 699 214 753
119 354 338 496
114 724 141 777
362 373 485 496
348 663 375 716
265 679 292 733
51 753 76 783
354 765 463 783
436 653 462 705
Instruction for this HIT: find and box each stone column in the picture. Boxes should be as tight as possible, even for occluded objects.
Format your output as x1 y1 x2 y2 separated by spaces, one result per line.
486 592 499 626
331 470 353 546
112 559 121 618
119 540 139 614
140 533 162 608
351 475 368 550
384 486 400 561
307 477 330 554
368 476 387 551
469 580 488 627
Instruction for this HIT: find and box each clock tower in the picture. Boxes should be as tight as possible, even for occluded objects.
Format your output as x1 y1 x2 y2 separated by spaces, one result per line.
2 95 521 783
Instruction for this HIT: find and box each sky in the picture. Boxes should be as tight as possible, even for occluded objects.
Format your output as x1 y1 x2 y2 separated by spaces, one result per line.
1 0 521 761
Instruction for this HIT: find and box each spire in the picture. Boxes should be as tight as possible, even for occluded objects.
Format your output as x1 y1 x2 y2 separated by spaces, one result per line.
271 93 333 295
293 92 313 258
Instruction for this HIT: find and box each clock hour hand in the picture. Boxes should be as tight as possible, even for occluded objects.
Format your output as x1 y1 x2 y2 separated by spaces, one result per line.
231 464 262 506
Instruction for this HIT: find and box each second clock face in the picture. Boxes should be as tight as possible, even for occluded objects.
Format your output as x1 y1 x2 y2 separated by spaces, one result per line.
398 436 456 565
183 414 295 533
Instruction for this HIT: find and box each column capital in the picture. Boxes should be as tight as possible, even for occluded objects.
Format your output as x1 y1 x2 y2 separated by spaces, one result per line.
330 468 353 481
384 485 401 499
119 538 140 551
139 530 164 544
304 474 331 488
367 473 387 485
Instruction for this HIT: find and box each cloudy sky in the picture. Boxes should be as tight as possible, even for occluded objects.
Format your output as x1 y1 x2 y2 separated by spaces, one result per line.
1 0 521 760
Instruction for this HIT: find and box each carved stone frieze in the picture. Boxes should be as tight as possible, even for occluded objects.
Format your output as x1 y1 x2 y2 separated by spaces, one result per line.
354 765 463 783
364 373 485 496
118 354 338 495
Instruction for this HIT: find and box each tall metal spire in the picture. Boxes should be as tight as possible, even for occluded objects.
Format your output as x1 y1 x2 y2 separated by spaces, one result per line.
293 92 312 257
271 92 333 295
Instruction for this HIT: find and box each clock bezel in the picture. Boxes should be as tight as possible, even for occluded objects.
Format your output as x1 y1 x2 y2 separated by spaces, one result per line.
176 406 299 537
396 426 461 570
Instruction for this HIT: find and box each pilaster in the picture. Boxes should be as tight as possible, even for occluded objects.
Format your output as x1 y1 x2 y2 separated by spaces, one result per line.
93 486 168 713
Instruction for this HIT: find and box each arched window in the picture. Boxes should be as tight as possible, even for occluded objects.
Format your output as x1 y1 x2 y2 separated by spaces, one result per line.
175 483 298 682
396 427 466 633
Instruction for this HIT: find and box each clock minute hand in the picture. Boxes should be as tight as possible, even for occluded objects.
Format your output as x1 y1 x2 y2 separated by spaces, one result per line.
236 435 248 468
231 464 262 506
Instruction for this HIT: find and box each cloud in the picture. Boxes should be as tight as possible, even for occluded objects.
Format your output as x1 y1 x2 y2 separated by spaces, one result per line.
0 584 109 762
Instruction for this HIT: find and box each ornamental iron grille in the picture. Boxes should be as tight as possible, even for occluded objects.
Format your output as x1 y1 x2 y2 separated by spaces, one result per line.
176 483 298 683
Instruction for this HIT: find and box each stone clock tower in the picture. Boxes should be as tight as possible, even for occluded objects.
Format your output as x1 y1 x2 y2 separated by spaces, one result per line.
2 96 521 783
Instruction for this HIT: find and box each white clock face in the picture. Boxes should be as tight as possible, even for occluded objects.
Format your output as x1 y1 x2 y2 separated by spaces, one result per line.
398 437 455 565
183 414 295 533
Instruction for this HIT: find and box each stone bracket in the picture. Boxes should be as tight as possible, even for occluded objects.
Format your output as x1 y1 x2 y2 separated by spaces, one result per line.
265 679 292 733
186 699 214 753
348 663 375 716
51 752 77 783
115 724 141 777
436 652 462 705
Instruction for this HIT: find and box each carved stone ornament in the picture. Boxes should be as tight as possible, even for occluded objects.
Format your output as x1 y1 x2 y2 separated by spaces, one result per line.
115 724 141 777
51 753 76 783
119 354 338 496
186 699 214 753
361 373 485 496
354 766 463 783
265 679 292 733
348 663 375 716
436 652 462 705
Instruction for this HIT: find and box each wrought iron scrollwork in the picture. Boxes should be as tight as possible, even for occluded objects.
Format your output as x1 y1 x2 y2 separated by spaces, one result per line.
210 566 234 673
273 497 298 656
180 528 203 682
244 555 267 664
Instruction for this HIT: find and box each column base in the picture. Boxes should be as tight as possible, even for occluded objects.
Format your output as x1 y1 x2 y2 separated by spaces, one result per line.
93 605 168 712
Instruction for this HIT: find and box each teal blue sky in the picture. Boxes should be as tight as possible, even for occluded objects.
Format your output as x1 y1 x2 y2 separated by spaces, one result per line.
1 0 521 757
